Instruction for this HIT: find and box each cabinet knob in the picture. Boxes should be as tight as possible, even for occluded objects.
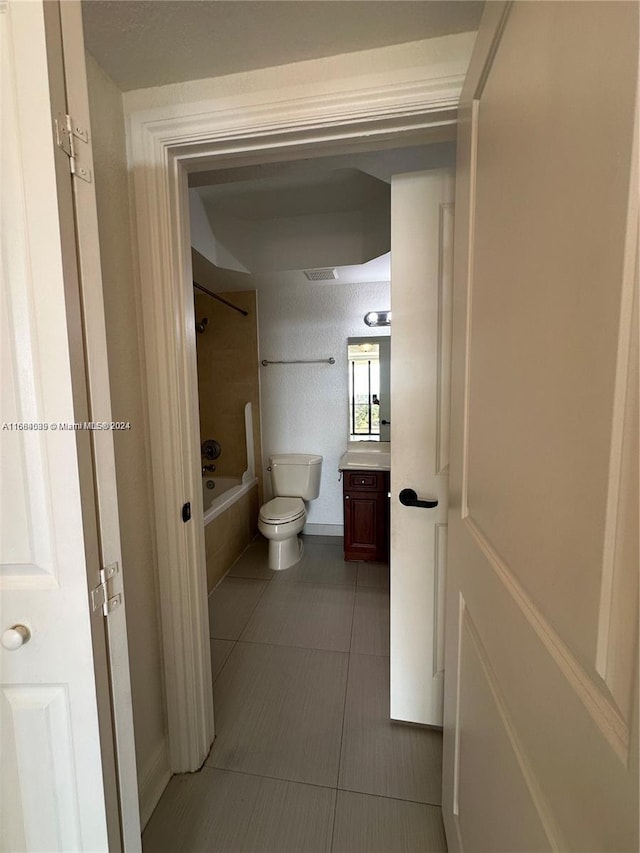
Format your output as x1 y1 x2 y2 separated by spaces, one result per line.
345 495 350 499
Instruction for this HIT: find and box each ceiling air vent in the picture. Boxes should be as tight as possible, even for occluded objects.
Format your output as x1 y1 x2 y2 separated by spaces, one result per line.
303 268 338 282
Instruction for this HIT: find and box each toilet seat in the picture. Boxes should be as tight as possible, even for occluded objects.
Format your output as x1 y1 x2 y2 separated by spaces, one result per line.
259 497 305 525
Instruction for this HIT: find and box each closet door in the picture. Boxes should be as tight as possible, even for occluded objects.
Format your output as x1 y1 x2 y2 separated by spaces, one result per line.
1 2 139 849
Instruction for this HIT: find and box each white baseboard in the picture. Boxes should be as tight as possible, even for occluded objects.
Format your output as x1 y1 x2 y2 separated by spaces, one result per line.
138 737 171 830
303 523 343 538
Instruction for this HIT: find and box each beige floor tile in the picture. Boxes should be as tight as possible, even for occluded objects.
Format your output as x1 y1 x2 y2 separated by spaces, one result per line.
351 587 390 656
208 577 268 640
356 561 390 589
339 654 443 805
332 790 447 853
207 642 348 787
143 766 335 853
240 582 355 652
227 537 274 580
272 541 357 586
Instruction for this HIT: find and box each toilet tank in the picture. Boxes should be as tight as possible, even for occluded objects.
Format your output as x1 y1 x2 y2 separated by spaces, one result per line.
270 454 323 499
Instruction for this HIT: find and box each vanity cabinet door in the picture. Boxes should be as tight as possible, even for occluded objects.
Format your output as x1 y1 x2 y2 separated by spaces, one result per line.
343 471 389 561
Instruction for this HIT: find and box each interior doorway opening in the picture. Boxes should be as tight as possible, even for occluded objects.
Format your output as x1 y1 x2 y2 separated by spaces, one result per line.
126 69 461 772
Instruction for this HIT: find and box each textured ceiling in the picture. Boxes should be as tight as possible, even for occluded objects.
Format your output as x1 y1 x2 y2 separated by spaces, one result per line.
82 0 484 91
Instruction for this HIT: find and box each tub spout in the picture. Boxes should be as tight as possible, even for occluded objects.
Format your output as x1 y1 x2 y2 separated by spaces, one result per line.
202 464 216 475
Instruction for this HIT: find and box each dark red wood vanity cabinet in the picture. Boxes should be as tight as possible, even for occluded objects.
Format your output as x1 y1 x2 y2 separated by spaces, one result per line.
343 470 390 562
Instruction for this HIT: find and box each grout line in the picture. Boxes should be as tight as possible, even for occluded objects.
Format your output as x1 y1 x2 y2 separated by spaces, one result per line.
199 763 338 793
210 637 237 688
342 649 391 659
347 650 391 660
198 762 443 810
268 576 358 590
335 784 443 810
330 579 358 852
209 555 271 686
231 638 351 656
232 576 272 643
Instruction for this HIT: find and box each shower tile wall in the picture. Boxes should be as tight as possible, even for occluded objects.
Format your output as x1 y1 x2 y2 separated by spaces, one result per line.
194 257 262 501
204 487 259 590
194 251 264 592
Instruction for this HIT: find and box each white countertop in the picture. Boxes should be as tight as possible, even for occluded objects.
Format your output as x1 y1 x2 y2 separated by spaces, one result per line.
338 448 390 471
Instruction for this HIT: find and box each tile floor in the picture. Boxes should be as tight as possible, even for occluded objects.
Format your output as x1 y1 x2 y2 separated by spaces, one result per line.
143 536 446 853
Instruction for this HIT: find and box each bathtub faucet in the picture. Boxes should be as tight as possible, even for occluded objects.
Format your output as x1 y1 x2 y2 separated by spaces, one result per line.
202 464 216 475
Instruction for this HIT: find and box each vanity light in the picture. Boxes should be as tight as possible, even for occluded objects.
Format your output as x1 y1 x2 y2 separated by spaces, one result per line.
364 310 391 327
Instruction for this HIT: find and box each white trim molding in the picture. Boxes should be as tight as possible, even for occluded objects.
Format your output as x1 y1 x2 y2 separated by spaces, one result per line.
138 737 171 830
126 42 473 772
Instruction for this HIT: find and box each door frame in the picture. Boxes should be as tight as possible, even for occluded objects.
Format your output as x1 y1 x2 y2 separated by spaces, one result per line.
127 58 469 771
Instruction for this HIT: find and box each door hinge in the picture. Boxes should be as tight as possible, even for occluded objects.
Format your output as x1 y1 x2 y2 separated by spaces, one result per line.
54 113 92 183
91 562 122 616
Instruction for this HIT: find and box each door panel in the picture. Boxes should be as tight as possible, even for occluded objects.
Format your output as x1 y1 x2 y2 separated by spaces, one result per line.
390 170 454 725
444 3 639 851
0 2 127 849
456 611 552 853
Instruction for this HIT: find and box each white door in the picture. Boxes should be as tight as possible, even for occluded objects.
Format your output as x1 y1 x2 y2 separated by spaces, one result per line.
0 2 139 849
443 3 638 851
390 169 454 725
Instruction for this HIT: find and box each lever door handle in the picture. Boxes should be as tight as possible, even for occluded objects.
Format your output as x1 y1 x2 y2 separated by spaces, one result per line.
399 488 438 508
381 419 391 425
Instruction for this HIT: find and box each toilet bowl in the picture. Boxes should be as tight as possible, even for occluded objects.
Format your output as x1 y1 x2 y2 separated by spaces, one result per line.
258 454 322 571
258 497 306 570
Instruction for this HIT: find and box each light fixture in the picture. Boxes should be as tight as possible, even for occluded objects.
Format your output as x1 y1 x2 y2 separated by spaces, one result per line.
364 310 391 327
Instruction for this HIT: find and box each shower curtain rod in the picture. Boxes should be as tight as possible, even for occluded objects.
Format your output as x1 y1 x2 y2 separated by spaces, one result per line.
193 281 249 317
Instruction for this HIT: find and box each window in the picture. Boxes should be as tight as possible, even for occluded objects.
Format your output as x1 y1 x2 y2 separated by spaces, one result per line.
348 342 380 441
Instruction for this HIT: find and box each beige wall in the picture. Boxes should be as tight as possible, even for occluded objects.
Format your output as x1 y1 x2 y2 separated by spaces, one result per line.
86 54 167 811
193 250 263 501
123 32 476 114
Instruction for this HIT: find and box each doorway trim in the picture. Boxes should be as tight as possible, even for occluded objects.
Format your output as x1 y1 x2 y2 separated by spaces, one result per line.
127 61 468 772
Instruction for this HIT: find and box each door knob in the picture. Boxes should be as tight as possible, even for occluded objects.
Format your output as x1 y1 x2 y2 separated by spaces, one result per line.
399 488 438 509
2 624 31 650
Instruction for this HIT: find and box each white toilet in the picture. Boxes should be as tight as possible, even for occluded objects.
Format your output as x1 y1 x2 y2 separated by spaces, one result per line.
258 453 323 570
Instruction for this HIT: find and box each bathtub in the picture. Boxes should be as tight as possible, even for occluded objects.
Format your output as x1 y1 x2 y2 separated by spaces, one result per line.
201 402 259 591
202 475 256 523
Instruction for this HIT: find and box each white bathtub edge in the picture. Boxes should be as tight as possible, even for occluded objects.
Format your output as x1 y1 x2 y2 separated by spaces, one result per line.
203 476 258 526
